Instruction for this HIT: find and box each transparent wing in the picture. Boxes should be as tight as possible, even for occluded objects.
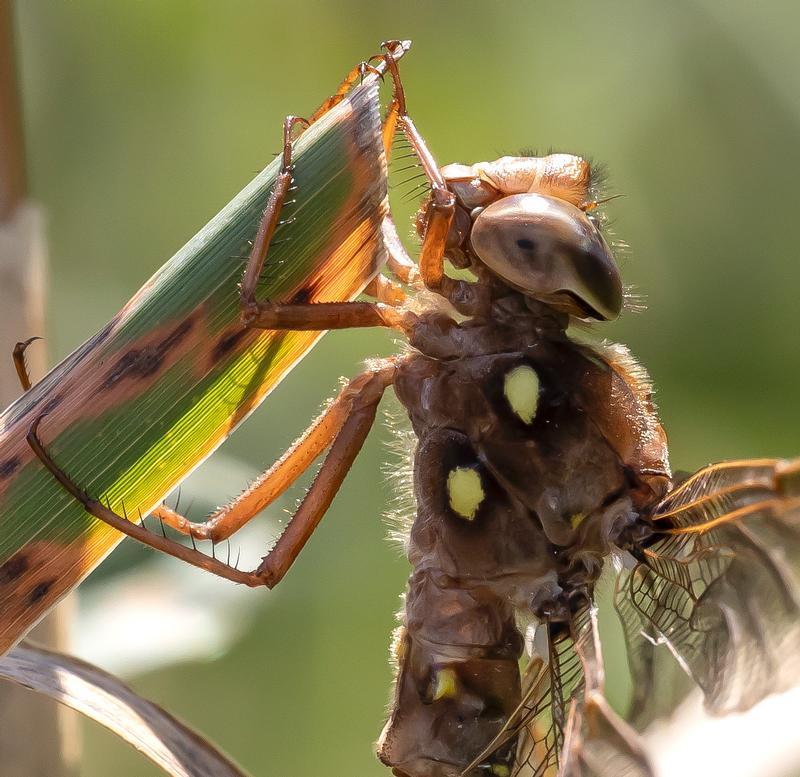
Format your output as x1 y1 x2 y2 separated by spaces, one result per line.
616 457 800 720
464 601 652 777
512 621 586 777
459 625 573 777
557 605 652 777
559 708 652 777
613 563 694 727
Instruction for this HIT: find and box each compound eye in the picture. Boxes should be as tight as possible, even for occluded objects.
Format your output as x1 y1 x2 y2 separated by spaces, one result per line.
470 193 622 320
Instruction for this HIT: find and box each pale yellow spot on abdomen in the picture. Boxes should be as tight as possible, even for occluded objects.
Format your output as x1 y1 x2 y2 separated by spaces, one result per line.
447 467 484 520
503 364 540 424
432 667 459 700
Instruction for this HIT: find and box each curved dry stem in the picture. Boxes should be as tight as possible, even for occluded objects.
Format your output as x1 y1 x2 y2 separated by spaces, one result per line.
0 642 250 777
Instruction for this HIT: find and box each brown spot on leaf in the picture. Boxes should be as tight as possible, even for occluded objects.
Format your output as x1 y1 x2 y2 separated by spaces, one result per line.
289 277 324 305
0 553 29 583
212 328 249 362
98 317 195 392
0 541 87 653
0 456 21 478
41 395 63 415
290 287 314 304
28 578 56 604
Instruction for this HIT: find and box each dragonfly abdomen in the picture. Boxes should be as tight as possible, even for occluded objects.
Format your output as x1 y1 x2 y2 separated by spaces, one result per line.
377 568 523 777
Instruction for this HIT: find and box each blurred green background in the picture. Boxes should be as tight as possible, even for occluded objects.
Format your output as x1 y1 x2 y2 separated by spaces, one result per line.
9 1 800 775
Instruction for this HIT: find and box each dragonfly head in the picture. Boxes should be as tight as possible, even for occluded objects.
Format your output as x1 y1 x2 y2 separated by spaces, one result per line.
437 154 623 321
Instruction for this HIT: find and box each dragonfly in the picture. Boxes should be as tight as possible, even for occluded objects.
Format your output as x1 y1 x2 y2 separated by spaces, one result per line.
5 39 800 777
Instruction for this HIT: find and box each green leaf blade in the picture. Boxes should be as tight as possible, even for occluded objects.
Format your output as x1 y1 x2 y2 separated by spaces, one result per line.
0 77 388 654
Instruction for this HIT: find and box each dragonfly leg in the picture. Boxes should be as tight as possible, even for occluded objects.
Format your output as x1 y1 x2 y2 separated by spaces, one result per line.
381 216 422 288
307 59 383 125
382 44 454 296
253 359 395 586
239 45 402 313
156 360 396 585
239 113 310 314
26 416 265 586
381 89 399 160
239 43 427 330
28 361 396 587
363 273 407 306
11 336 41 391
243 298 415 332
381 45 488 316
241 42 449 331
239 108 416 333
155 359 396 545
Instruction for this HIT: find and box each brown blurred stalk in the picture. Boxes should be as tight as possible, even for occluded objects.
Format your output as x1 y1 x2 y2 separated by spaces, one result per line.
0 2 78 774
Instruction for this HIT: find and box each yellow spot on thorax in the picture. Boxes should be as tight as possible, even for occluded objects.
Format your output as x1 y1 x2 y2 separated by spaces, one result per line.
503 365 540 424
432 667 459 700
491 765 511 777
447 467 484 520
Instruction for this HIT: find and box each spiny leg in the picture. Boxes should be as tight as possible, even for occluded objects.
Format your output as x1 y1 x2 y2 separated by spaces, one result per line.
26 416 263 586
381 44 487 316
240 44 416 333
177 359 397 586
154 360 396 544
239 42 405 309
255 360 395 586
28 361 396 588
380 89 400 161
239 113 310 314
377 62 421 289
363 273 407 306
12 336 41 391
238 116 413 332
381 43 455 294
374 89 424 293
243 296 415 332
382 216 422 288
239 116 414 334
